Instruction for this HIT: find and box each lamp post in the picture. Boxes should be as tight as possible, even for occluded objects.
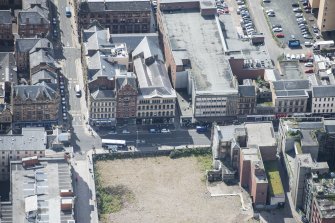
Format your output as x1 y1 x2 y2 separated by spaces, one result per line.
136 130 139 150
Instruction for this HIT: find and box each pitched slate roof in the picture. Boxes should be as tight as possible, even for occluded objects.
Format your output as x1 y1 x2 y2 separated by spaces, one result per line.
0 10 12 24
81 0 151 13
132 36 163 61
133 37 176 99
116 72 137 90
91 89 115 99
13 82 58 101
29 49 55 69
111 33 159 53
15 38 40 52
18 6 49 25
312 86 335 98
0 52 17 84
31 70 57 85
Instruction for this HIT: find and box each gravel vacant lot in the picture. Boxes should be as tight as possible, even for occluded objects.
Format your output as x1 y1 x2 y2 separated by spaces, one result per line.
96 156 252 223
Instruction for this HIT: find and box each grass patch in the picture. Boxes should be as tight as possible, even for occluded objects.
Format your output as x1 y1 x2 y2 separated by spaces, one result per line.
264 161 284 196
196 154 213 172
95 169 135 220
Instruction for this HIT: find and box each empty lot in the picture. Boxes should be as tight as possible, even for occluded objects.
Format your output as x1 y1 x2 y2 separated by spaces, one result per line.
96 156 252 223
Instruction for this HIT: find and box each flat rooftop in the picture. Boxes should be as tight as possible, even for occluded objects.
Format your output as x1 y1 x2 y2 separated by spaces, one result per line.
11 158 74 223
264 161 284 196
161 10 237 93
245 122 276 147
0 127 47 151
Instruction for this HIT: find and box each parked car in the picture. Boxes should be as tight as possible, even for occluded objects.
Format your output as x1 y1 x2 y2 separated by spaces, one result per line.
286 53 291 60
272 27 283 32
268 12 275 16
272 24 282 28
122 130 130 134
292 3 299 7
161 129 170 133
304 41 313 47
305 69 314 73
304 62 313 67
303 34 313 39
52 18 57 24
295 13 303 18
293 8 303 13
263 0 270 2
275 33 285 38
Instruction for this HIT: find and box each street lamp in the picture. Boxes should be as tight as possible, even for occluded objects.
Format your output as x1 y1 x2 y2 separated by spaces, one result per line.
136 130 139 150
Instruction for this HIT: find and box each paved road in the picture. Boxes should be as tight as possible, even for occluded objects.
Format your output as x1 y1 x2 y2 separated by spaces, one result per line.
101 128 211 148
51 0 100 222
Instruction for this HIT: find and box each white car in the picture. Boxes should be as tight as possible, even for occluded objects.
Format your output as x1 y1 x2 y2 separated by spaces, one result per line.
161 129 170 133
304 41 313 47
295 13 303 17
304 62 313 67
286 54 291 60
272 27 283 32
122 130 130 134
266 9 274 13
291 54 296 60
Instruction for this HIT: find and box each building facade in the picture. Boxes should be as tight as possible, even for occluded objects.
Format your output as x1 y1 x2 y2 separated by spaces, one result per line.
0 127 47 181
314 0 335 32
312 86 335 114
271 80 309 114
79 0 151 34
17 6 50 38
12 83 60 128
89 89 116 126
116 73 137 123
0 10 13 45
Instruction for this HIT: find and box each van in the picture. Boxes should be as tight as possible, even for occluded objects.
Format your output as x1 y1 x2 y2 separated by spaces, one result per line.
65 7 71 17
75 84 81 97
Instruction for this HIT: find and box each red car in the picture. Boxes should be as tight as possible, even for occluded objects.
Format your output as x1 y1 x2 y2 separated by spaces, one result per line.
305 69 314 73
275 33 285 38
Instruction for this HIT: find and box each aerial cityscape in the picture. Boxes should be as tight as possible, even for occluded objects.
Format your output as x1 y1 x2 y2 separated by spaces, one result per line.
0 0 335 222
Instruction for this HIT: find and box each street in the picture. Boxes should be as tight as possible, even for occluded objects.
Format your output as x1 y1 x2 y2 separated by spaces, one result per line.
100 128 211 149
50 0 100 222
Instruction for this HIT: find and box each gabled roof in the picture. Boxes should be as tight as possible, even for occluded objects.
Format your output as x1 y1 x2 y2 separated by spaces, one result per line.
18 6 49 25
15 38 40 52
31 70 57 85
133 37 176 99
132 37 163 61
0 52 17 84
116 72 137 91
83 25 111 53
87 51 127 82
13 82 58 101
29 49 55 69
91 89 115 99
80 0 151 13
111 33 159 53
